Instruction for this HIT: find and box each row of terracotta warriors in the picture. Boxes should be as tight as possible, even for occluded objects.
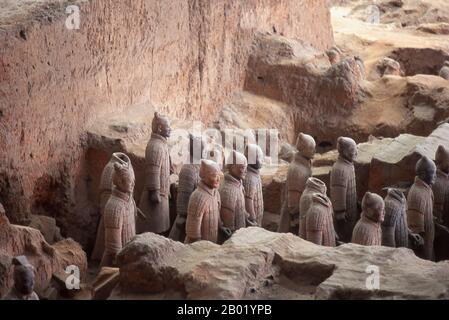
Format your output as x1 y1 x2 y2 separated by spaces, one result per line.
91 112 449 267
280 133 449 261
90 113 267 267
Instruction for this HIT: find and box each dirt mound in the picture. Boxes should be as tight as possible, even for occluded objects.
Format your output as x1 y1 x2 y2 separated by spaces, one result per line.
113 228 449 299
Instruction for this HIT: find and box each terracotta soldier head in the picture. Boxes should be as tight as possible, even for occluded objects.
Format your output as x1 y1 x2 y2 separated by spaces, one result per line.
151 112 171 138
362 192 385 223
416 156 437 186
296 133 316 160
113 161 135 194
337 137 357 162
226 150 247 180
245 144 264 170
12 256 36 298
200 159 223 189
435 145 449 174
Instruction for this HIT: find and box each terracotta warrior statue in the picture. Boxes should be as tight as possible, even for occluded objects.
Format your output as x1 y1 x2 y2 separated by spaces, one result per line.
138 112 172 235
330 137 358 243
101 161 136 267
220 150 253 234
4 256 39 300
243 144 264 227
382 188 423 248
92 152 134 261
433 146 449 226
352 192 384 246
306 193 336 247
169 134 204 242
299 177 327 239
185 159 230 243
278 133 315 234
407 156 436 260
439 61 449 80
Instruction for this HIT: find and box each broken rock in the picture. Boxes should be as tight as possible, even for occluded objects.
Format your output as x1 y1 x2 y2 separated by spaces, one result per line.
115 228 449 300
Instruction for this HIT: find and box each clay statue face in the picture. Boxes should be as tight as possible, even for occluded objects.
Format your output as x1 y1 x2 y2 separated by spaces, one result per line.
152 112 172 138
14 265 35 296
200 159 222 189
338 137 357 162
204 171 222 189
226 151 247 180
158 119 172 138
229 163 247 180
